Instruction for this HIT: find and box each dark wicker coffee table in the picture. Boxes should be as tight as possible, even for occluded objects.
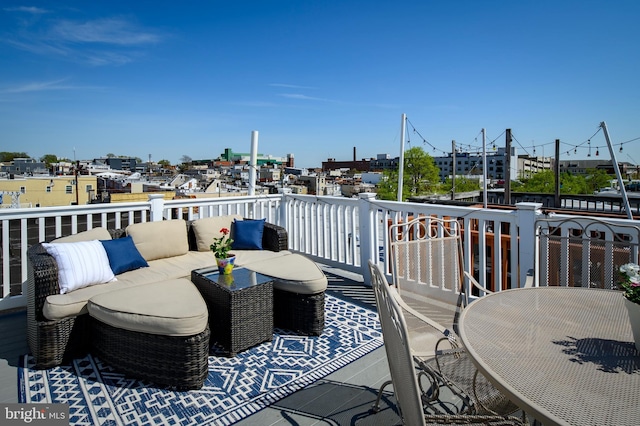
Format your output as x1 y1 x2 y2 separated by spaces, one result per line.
191 266 274 356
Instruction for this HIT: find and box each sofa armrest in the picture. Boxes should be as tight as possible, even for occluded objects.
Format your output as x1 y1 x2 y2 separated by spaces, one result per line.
27 243 60 322
263 222 288 252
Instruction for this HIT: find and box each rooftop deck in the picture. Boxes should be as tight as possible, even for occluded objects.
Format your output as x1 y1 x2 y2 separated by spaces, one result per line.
2 193 637 424
1 265 464 425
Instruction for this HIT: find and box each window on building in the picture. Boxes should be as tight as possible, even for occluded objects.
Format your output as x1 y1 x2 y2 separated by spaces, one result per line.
66 185 73 194
85 184 93 192
20 186 26 193
46 186 52 193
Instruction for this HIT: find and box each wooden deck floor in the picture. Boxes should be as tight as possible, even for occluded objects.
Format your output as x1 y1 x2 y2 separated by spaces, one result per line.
0 266 461 425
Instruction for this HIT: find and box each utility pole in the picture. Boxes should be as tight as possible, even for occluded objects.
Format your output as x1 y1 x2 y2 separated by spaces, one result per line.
505 129 512 205
554 139 560 208
451 140 456 200
74 160 80 205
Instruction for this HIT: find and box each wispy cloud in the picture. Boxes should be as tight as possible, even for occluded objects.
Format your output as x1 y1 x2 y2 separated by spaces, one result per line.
234 100 280 107
1 79 103 94
269 83 317 90
3 6 49 14
51 18 162 45
3 13 165 65
279 93 331 102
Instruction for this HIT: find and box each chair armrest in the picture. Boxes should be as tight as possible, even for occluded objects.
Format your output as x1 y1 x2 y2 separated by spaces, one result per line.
262 222 288 252
27 243 60 322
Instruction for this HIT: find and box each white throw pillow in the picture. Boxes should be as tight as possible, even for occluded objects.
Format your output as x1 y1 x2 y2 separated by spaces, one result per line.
42 240 116 294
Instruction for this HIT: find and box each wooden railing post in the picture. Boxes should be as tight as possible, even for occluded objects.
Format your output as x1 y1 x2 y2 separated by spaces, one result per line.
515 202 543 287
148 194 166 222
358 192 377 284
278 188 291 231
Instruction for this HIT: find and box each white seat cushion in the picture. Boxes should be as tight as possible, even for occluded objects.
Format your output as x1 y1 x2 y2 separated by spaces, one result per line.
245 253 328 294
87 278 208 337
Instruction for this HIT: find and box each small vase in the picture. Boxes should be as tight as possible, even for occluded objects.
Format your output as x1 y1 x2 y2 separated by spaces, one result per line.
216 255 236 275
624 297 640 352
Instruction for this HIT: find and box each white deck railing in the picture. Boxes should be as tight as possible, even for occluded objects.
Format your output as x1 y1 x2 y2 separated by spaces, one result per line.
2 192 638 313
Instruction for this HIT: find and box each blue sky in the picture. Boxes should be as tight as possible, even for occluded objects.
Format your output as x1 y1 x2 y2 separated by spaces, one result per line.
1 1 639 168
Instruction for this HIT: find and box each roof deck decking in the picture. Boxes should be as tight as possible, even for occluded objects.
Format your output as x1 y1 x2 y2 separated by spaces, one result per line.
0 265 462 425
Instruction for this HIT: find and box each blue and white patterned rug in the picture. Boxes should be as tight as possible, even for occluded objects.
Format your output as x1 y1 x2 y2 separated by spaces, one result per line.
18 294 383 425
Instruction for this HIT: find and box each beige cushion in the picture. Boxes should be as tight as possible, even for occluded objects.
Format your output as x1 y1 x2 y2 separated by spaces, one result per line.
43 251 217 320
246 253 328 294
233 249 291 265
87 278 208 337
191 215 243 251
126 219 189 261
52 227 112 243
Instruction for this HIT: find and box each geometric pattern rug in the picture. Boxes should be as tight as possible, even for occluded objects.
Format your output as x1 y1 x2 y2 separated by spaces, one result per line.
18 294 383 425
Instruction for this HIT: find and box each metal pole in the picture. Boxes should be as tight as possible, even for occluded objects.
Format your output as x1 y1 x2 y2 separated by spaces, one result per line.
505 129 512 205
482 128 487 208
600 121 632 219
397 113 406 202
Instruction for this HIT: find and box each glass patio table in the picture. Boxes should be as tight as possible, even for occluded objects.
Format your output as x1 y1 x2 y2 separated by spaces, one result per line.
458 287 640 426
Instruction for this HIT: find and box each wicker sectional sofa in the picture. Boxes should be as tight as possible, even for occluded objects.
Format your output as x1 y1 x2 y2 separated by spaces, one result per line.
26 216 327 388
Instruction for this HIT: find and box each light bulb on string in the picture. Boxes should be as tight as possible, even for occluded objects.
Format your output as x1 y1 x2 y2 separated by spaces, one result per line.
596 148 599 156
620 143 623 152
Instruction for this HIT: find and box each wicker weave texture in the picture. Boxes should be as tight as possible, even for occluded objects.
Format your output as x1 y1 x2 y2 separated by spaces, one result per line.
273 289 325 336
27 244 91 368
191 270 274 356
91 319 210 390
261 221 288 251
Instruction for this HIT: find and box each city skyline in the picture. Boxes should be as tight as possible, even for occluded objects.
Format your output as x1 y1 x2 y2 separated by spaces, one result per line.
1 1 639 168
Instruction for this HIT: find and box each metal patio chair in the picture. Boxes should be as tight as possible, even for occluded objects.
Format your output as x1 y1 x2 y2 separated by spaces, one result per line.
368 261 525 425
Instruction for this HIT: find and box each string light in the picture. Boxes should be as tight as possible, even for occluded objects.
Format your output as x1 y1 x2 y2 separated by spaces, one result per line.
403 117 637 159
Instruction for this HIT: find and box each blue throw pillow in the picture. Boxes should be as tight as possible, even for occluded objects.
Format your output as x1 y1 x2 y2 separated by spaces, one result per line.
100 236 149 275
231 218 265 250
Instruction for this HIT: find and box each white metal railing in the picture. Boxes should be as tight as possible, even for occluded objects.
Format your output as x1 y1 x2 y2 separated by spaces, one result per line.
6 191 637 313
534 214 640 288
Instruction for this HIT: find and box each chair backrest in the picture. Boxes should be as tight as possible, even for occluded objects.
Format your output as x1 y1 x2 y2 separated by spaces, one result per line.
534 216 640 288
369 260 426 426
389 216 464 305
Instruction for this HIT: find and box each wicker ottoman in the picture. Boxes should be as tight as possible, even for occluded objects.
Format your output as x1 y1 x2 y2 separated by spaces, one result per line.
241 253 328 335
87 278 210 390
